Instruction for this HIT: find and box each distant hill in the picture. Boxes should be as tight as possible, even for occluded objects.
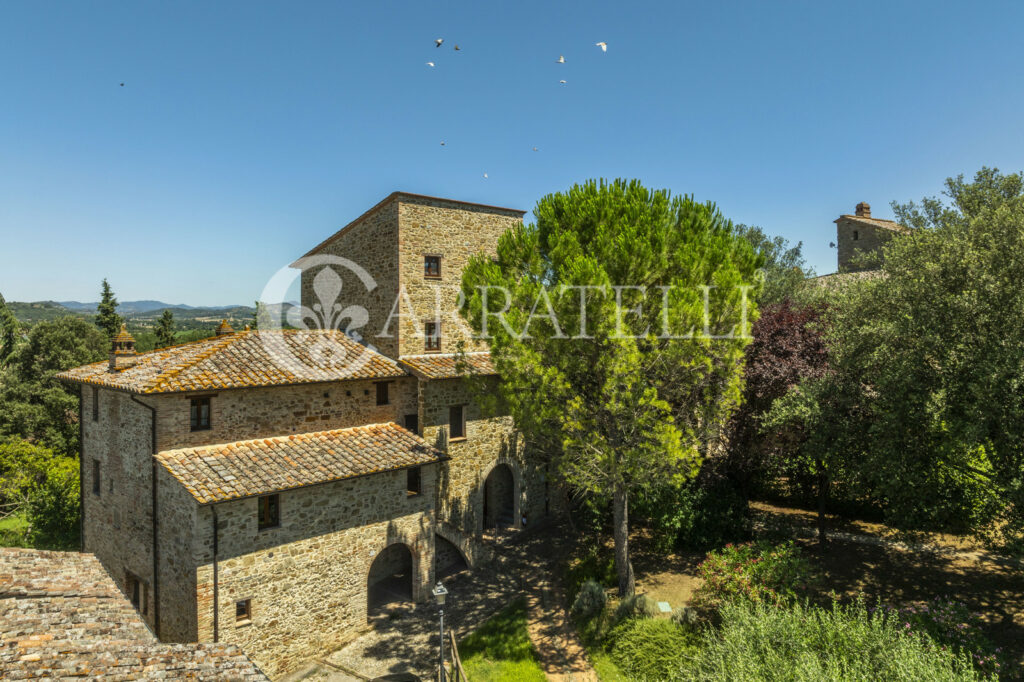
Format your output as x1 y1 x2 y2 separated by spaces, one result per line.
60 300 210 315
7 300 300 328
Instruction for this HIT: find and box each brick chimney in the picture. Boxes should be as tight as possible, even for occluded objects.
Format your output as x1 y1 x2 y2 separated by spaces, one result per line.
855 202 871 218
109 324 138 372
215 319 235 336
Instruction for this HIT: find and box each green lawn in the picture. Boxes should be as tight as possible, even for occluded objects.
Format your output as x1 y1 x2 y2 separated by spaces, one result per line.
458 598 547 682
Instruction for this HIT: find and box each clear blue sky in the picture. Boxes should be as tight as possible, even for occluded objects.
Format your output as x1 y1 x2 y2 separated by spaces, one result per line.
2 1 1023 305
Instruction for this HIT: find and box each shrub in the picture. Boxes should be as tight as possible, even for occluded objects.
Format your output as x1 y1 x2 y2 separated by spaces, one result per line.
689 541 812 617
609 617 698 682
571 579 606 621
564 546 617 605
684 599 990 681
25 456 79 549
883 598 1004 676
671 606 699 627
613 593 658 625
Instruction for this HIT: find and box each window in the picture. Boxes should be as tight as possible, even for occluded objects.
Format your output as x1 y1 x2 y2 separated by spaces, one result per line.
852 230 859 241
235 599 251 624
126 574 146 615
92 459 101 496
375 381 390 406
407 466 422 496
424 255 441 279
257 494 280 530
449 404 466 440
404 413 419 435
92 386 99 422
424 321 441 352
190 397 211 431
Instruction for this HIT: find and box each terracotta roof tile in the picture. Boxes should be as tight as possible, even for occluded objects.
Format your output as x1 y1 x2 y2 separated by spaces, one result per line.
0 548 267 680
156 422 445 504
399 352 495 379
55 330 407 394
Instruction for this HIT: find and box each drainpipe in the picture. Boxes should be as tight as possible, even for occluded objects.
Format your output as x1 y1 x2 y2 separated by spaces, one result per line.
130 394 160 639
212 504 220 643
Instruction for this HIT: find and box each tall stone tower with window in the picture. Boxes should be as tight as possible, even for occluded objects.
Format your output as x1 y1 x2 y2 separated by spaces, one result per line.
834 201 907 272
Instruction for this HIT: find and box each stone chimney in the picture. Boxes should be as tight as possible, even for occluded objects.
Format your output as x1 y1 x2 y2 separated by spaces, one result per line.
855 202 871 218
109 324 138 372
215 319 235 336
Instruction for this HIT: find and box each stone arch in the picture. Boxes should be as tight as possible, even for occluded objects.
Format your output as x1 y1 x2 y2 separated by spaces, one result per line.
434 533 469 579
366 542 415 619
481 462 517 532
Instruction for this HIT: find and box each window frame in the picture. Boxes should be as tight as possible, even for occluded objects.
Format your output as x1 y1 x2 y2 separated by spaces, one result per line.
257 494 280 530
424 255 442 279
403 413 419 435
852 230 859 241
407 466 422 496
235 598 252 625
449 404 466 441
190 396 212 432
424 320 441 352
375 381 390 406
92 459 101 496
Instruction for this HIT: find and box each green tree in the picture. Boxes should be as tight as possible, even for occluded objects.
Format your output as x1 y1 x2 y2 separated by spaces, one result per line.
733 225 814 305
0 439 79 549
155 309 176 348
0 317 107 455
460 180 760 595
95 278 122 339
0 293 20 363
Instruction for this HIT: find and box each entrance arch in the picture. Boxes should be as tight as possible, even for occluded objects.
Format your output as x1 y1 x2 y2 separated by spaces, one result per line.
434 533 469 579
482 463 515 531
367 543 413 619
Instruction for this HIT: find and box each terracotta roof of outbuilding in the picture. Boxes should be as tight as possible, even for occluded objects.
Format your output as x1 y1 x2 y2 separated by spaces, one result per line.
0 547 268 680
156 422 446 504
55 330 407 394
834 215 909 232
399 352 496 379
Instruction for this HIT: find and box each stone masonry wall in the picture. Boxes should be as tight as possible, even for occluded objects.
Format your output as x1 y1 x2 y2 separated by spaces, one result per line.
836 217 899 272
156 465 200 643
191 465 439 678
81 386 158 632
300 200 401 358
396 198 523 357
151 378 418 452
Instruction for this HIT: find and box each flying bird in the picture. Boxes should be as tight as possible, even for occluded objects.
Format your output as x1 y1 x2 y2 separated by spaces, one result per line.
559 79 567 84
483 173 488 179
454 44 461 51
119 82 124 86
435 38 444 47
556 55 565 63
532 147 538 151
596 42 607 51
440 141 446 146
426 62 435 67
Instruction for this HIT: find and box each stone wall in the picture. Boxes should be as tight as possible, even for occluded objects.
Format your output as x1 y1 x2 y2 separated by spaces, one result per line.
151 378 418 452
836 217 899 272
396 198 523 357
156 466 200 642
191 465 439 678
80 386 158 631
299 199 401 358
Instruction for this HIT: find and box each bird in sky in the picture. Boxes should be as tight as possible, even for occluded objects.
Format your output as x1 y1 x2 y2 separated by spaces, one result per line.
532 147 539 151
559 79 567 84
119 82 124 86
596 42 607 52
440 141 446 146
426 62 435 67
435 38 444 47
556 55 565 63
483 173 488 179
454 44 461 51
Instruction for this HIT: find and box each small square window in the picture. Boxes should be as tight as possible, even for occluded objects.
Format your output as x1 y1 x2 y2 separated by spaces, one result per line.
424 321 441 352
92 459 101 496
404 413 419 435
190 397 211 431
852 230 859 241
375 381 390 406
235 598 251 623
424 255 441 279
407 466 422 496
449 404 466 440
258 494 280 530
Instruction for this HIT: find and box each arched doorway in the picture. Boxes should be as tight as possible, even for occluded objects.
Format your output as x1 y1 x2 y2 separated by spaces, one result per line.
434 533 469 579
482 463 515 532
367 543 413 619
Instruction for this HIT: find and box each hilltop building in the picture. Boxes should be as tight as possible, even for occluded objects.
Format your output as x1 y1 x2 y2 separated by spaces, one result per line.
56 193 554 677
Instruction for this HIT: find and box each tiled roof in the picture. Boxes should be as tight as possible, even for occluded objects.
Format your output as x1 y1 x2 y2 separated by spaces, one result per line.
55 330 407 394
156 422 445 504
0 547 268 680
835 215 909 232
399 352 496 379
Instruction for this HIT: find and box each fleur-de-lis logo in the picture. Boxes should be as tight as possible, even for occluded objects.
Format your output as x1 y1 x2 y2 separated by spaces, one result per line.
258 254 379 380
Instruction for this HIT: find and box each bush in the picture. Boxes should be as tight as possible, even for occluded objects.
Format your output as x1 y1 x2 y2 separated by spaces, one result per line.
613 593 658 625
564 546 617 605
571 579 606 621
689 541 813 617
609 617 698 682
683 599 990 681
885 598 1004 676
25 456 79 549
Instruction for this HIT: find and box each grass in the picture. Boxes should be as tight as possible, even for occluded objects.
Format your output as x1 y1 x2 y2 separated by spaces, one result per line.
458 598 546 682
0 513 30 547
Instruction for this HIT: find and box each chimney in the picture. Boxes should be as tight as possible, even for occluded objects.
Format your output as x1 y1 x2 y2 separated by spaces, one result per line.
855 202 871 218
215 319 235 336
109 324 138 372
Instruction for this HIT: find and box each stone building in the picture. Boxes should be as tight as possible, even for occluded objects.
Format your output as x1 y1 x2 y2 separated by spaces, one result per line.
56 193 552 678
834 201 907 272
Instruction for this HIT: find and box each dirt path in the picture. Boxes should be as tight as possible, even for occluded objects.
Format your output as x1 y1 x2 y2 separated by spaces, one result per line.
524 562 598 682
